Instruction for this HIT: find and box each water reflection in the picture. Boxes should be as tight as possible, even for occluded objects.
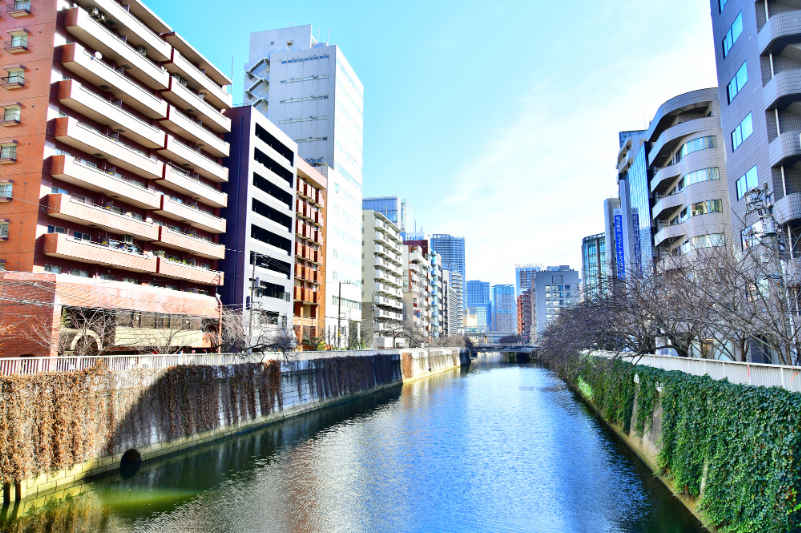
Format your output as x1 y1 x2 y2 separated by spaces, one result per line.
0 358 705 533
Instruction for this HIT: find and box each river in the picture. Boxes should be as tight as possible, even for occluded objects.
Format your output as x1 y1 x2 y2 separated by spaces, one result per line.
0 355 705 532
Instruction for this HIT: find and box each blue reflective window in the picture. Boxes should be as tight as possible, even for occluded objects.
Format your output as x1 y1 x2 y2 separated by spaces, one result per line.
736 166 758 200
719 0 729 12
722 12 743 57
731 113 753 151
727 62 748 103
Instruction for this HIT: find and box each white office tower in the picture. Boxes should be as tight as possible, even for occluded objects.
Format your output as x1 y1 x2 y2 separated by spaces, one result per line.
246 25 364 338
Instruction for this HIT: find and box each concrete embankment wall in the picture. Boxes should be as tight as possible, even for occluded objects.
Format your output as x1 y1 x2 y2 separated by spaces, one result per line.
571 376 705 526
2 348 467 508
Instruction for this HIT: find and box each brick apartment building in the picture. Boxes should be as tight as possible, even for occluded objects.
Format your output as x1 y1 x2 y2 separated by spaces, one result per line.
0 0 232 356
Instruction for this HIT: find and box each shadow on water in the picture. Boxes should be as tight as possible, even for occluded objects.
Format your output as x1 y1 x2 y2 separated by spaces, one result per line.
0 385 403 533
0 357 706 533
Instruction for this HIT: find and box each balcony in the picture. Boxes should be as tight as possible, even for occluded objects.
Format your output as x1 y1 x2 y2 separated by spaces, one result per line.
654 223 686 247
3 35 28 54
43 233 156 273
46 193 159 241
156 257 223 286
1 73 24 90
159 164 227 208
71 0 172 62
650 163 681 193
155 195 225 234
49 155 161 210
157 225 225 260
774 192 801 224
769 131 801 168
166 49 232 110
162 77 231 133
53 117 163 180
1 108 20 127
64 7 170 91
6 1 31 17
56 79 164 149
759 11 801 56
158 135 228 182
160 105 229 158
651 193 684 220
764 69 801 111
648 117 720 167
59 43 167 119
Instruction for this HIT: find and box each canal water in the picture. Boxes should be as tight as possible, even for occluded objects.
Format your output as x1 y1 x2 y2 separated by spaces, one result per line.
0 355 705 533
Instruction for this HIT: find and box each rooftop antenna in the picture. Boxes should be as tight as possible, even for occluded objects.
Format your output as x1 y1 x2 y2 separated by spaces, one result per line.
326 28 331 45
316 29 321 43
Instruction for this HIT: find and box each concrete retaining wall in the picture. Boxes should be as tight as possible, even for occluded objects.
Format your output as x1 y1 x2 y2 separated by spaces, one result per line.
4 348 468 509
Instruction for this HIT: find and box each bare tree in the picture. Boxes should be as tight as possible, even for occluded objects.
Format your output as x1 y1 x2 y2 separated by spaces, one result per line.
216 307 297 361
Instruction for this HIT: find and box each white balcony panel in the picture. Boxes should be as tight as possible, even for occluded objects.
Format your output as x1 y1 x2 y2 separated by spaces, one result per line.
160 105 229 157
56 79 164 149
162 77 231 133
158 135 228 183
64 7 170 90
53 117 163 180
59 43 167 119
167 50 232 110
159 164 227 208
72 0 172 61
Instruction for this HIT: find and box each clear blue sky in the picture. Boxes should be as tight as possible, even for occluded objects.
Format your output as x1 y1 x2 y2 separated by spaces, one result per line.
148 0 718 286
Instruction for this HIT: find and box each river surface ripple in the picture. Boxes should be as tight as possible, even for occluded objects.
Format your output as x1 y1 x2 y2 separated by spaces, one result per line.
0 355 705 533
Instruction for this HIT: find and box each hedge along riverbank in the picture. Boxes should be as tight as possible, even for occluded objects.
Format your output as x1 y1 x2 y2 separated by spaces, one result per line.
563 356 801 533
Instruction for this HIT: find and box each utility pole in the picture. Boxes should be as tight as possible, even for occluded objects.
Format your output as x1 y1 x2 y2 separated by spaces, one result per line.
337 281 342 350
248 257 257 349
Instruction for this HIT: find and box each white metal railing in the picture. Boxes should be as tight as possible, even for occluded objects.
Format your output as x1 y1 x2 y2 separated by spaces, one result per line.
591 350 801 393
81 49 162 104
78 85 160 132
0 348 461 376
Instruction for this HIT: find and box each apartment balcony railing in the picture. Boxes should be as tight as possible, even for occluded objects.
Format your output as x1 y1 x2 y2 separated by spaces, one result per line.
1 110 20 127
49 155 161 210
161 105 229 158
160 163 227 208
56 79 164 149
43 232 157 273
7 1 31 17
157 225 225 260
162 76 231 133
155 195 226 234
76 0 172 61
47 193 159 241
158 135 228 183
59 43 168 119
53 117 163 180
64 7 169 91
0 74 24 89
3 39 27 54
156 257 223 286
168 49 232 110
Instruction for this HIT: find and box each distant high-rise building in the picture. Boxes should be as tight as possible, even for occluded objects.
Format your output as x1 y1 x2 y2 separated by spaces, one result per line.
581 233 606 301
515 264 544 297
465 280 491 331
491 284 516 334
363 196 415 234
431 234 465 280
245 25 364 337
532 266 580 341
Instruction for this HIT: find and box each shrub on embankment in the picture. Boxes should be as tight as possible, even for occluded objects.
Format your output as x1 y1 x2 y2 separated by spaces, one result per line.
0 354 398 487
561 356 801 533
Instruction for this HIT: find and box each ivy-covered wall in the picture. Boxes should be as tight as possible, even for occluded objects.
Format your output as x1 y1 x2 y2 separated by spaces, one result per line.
564 357 801 533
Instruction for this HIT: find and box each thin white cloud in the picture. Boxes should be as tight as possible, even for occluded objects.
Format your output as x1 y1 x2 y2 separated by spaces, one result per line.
424 1 718 285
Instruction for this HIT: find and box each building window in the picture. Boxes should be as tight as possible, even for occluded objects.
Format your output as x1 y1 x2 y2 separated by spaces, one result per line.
44 265 62 274
2 69 24 85
0 182 11 198
2 105 20 123
679 234 725 255
731 113 753 151
722 12 743 57
741 220 766 249
0 221 8 239
670 200 723 225
668 168 720 196
70 269 89 277
123 278 139 284
673 136 716 164
47 225 66 234
727 62 748 103
0 144 17 161
100 274 115 280
719 0 729 12
736 166 759 200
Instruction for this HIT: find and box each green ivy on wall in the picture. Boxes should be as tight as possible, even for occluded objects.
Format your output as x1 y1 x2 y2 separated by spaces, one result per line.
563 356 801 533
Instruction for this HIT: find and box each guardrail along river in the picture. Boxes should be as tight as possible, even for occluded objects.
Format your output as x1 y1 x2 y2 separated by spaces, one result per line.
0 354 704 532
